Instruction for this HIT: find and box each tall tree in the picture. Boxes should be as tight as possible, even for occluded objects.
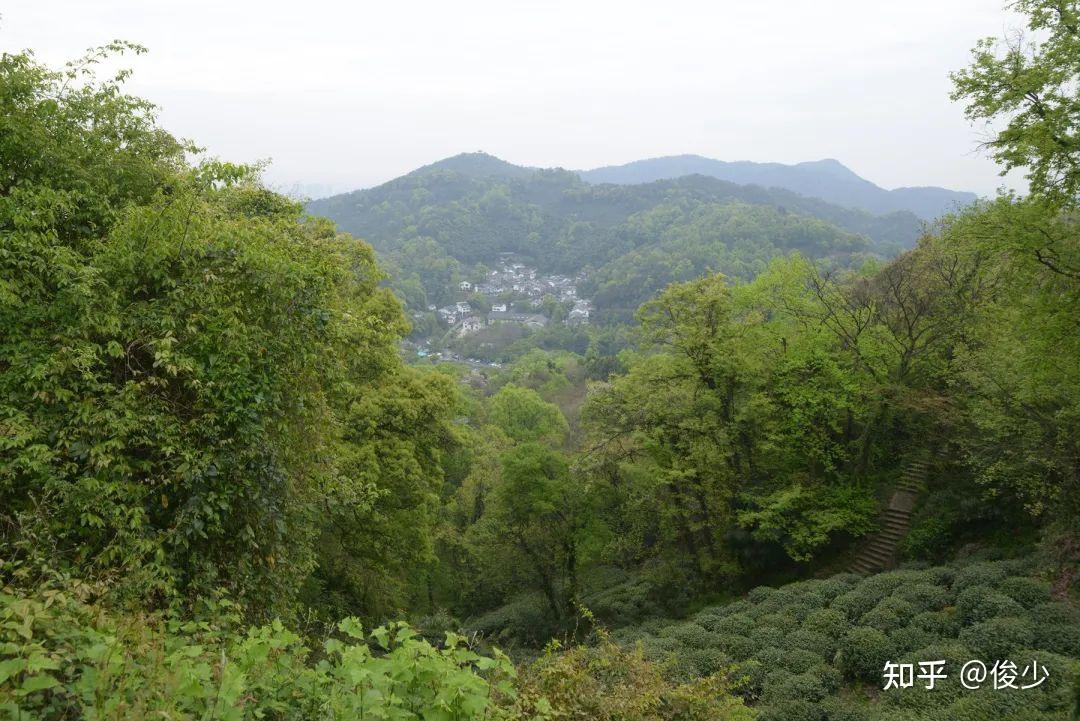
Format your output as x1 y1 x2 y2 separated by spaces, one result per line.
951 0 1080 207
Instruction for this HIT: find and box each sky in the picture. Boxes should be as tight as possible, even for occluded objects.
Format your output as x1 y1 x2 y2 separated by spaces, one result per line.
3 0 1026 198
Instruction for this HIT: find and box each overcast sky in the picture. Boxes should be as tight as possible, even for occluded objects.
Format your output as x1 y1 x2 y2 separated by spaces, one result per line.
4 0 1025 198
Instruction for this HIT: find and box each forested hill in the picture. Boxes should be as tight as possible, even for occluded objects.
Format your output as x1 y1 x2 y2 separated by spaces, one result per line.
579 154 979 219
307 153 924 317
308 153 923 259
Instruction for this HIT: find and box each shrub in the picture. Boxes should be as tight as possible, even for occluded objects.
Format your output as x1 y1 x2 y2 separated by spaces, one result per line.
818 697 870 721
860 596 917 633
715 635 756 662
517 630 756 721
669 623 717 649
1031 622 1080 657
891 582 951 612
756 699 826 721
699 612 754 636
751 646 785 669
640 635 679 657
830 589 881 621
815 575 861 600
997 576 1052 608
757 612 798 633
954 585 1024 625
680 647 731 677
748 596 810 620
468 592 558 645
778 648 827 675
1031 601 1080 627
1006 649 1079 708
585 577 667 628
836 627 895 681
908 610 959 636
749 625 785 649
759 668 794 700
936 689 1045 721
951 561 1010 592
779 600 818 622
802 607 850 639
881 641 976 711
787 628 834 657
889 625 938 654
860 569 931 592
762 670 829 704
714 600 752 617
747 585 777 603
810 663 844 694
959 616 1036 659
919 565 956 586
733 659 766 701
0 588 518 720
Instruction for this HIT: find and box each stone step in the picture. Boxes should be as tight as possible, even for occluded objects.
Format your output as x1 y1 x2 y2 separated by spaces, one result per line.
850 453 932 575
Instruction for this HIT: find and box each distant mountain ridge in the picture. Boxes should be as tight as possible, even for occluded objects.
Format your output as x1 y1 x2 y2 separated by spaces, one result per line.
578 155 978 220
307 152 929 321
308 152 924 258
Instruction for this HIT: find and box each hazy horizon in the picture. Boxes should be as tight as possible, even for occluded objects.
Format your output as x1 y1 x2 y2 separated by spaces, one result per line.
4 0 1028 198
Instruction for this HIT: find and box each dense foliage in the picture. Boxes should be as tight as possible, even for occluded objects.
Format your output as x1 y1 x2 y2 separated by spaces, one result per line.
2 0 1078 716
0 582 519 720
619 558 1078 720
0 45 458 622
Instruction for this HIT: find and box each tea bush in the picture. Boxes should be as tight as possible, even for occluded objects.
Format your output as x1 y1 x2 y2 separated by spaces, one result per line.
837 627 895 681
625 559 1077 719
959 616 1036 659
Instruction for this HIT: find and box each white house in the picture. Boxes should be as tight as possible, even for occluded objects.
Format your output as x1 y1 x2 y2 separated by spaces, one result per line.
491 302 508 313
459 280 472 291
459 316 482 335
456 301 471 314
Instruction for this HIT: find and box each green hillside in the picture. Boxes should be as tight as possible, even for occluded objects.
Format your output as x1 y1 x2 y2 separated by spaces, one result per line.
2 2 1078 718
307 157 922 319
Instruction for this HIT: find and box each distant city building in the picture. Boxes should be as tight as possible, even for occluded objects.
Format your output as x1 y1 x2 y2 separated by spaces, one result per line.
459 316 482 335
437 305 459 324
567 308 589 325
459 280 472 291
491 302 508 312
488 311 548 328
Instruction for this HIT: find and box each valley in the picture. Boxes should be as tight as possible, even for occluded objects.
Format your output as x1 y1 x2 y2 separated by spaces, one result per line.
2 3 1077 720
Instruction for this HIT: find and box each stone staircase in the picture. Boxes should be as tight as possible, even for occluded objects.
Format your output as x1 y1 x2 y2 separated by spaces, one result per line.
849 453 929 575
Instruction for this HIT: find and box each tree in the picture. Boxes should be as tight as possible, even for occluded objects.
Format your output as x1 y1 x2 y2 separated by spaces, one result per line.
951 0 1080 207
0 47 456 621
484 443 587 618
487 384 569 445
